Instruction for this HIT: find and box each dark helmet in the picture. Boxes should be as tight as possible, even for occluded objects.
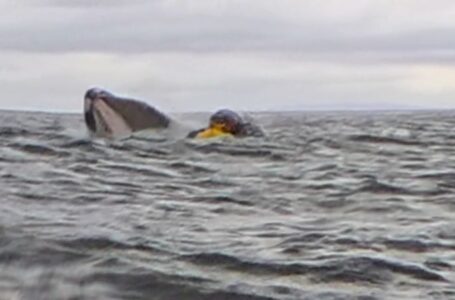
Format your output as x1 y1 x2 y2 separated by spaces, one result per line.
209 109 243 134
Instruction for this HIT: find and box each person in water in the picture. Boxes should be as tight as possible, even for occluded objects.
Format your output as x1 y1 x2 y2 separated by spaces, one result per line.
84 87 264 139
187 109 264 139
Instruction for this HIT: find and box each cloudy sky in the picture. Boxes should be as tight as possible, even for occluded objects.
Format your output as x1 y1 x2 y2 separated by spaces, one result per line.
1 0 455 112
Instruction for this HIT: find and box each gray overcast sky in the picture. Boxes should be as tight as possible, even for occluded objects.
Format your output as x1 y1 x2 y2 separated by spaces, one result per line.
1 0 455 112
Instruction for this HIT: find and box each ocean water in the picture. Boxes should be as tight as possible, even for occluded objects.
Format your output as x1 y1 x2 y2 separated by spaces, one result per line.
0 110 454 300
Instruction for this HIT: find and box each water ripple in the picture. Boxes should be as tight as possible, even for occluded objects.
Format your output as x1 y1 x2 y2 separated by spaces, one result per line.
0 110 454 299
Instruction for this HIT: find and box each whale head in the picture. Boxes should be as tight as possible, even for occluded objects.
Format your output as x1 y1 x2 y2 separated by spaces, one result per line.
84 87 170 139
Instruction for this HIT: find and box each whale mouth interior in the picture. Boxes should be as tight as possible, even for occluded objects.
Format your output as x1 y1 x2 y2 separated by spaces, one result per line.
86 97 133 139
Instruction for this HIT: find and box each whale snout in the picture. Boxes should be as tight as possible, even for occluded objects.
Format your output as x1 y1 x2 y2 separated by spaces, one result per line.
84 87 108 114
84 87 114 101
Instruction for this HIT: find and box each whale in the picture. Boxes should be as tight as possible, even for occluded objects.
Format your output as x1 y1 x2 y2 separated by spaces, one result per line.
84 88 171 138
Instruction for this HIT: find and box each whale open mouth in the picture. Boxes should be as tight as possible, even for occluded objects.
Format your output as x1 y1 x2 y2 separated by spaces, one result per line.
84 88 171 139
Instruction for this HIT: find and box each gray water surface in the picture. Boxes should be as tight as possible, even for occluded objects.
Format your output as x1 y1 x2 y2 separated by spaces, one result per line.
1 110 454 300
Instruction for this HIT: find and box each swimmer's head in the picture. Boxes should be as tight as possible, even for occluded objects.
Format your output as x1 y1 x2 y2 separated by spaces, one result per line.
196 109 243 139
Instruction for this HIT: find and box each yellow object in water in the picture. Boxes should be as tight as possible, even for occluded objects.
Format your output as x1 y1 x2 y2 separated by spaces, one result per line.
195 126 233 139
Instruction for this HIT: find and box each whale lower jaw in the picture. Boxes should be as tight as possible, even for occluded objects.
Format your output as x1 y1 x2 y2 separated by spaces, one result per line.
84 97 133 139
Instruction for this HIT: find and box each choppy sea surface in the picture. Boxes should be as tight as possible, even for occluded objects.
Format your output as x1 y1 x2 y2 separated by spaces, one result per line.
1 109 455 300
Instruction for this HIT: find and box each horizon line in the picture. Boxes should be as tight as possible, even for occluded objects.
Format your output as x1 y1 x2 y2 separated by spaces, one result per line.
1 106 454 115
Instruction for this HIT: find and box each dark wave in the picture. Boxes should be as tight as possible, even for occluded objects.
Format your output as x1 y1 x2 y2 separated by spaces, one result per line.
187 142 288 160
181 253 446 283
0 127 33 137
87 271 274 300
348 134 425 146
8 142 71 157
357 178 447 196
